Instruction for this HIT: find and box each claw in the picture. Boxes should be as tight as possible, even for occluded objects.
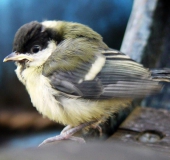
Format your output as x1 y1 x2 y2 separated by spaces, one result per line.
38 135 85 147
38 121 96 147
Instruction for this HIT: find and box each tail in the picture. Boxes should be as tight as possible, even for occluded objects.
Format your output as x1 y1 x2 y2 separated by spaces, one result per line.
151 68 170 82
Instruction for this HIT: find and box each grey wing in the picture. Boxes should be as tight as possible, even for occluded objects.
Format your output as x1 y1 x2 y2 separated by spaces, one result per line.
43 40 161 99
98 51 162 98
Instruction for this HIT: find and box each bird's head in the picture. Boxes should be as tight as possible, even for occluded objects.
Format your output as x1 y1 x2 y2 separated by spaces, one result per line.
3 20 105 67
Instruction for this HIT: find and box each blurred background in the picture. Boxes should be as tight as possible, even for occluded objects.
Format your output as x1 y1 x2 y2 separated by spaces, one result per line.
0 0 133 148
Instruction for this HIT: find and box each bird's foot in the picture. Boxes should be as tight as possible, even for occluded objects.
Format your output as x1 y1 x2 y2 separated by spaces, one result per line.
91 124 102 137
90 118 106 137
38 135 85 147
38 121 96 147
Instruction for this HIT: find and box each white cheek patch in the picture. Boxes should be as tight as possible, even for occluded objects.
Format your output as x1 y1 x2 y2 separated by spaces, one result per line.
29 41 57 67
84 55 105 81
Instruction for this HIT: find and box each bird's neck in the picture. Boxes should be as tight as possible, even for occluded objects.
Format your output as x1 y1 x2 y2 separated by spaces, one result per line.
15 63 43 85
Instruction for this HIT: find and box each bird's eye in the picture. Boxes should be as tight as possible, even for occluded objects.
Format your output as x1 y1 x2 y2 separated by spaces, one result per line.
31 45 42 53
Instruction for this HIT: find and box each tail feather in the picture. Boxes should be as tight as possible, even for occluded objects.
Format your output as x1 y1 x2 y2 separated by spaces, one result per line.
151 68 170 82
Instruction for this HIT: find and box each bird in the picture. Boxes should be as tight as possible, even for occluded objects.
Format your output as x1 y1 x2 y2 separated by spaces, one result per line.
3 20 170 146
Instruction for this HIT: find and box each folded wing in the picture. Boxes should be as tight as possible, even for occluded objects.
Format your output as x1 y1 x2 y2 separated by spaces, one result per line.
43 39 162 99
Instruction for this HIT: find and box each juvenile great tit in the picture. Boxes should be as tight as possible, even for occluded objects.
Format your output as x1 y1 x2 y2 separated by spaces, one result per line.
3 21 170 146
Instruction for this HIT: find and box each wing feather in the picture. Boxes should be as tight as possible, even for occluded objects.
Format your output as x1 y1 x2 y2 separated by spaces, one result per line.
43 40 161 99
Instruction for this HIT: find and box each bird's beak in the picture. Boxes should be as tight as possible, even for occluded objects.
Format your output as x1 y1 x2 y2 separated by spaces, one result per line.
3 52 33 62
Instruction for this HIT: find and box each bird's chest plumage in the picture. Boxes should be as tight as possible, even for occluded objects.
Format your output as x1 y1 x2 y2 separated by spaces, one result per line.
15 65 68 123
